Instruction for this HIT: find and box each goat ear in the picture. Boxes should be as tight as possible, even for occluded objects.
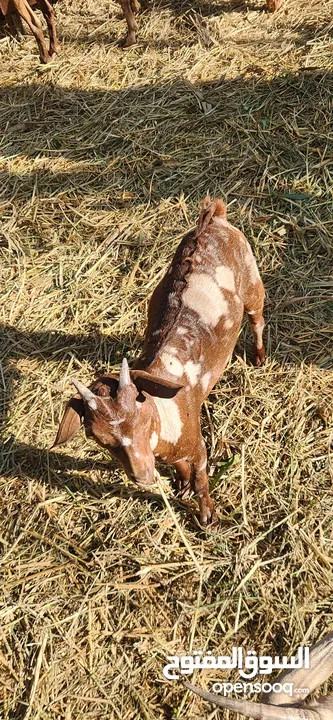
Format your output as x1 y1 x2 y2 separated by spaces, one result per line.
52 394 84 447
130 370 183 399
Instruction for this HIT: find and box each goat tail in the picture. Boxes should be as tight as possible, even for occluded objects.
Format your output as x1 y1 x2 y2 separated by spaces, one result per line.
196 194 227 235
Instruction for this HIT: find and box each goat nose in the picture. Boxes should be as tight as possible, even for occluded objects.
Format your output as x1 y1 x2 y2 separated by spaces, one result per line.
132 469 155 487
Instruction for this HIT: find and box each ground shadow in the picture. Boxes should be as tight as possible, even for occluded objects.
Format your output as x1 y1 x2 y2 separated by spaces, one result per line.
1 71 332 204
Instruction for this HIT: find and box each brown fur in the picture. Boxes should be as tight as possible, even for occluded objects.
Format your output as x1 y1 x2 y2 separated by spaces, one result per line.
0 0 59 63
54 197 266 527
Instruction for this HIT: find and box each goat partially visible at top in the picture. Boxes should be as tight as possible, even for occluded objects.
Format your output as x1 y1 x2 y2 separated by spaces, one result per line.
53 196 266 527
0 0 59 63
118 0 285 48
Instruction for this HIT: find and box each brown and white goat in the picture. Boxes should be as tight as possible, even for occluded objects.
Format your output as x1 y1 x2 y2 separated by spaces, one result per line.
118 0 285 48
185 631 333 719
53 196 266 526
0 0 59 63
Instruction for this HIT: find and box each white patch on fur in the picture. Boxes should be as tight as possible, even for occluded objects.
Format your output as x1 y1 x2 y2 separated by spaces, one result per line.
201 371 212 394
184 360 201 386
225 317 234 329
136 401 142 410
244 247 254 266
176 326 187 335
255 319 265 349
196 254 202 262
153 397 183 445
134 451 141 458
109 417 125 426
235 294 242 305
88 399 97 410
121 437 132 447
214 216 229 228
183 273 228 326
160 352 183 378
169 292 178 307
244 247 260 284
249 261 260 285
199 459 207 472
215 265 236 292
149 431 159 451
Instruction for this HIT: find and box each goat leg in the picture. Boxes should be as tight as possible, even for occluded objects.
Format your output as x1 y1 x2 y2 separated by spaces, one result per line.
119 0 138 46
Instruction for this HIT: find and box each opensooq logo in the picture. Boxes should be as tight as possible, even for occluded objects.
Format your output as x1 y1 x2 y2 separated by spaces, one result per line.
163 646 310 681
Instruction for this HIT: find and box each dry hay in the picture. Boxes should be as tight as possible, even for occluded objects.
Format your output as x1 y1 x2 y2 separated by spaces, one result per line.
0 0 333 717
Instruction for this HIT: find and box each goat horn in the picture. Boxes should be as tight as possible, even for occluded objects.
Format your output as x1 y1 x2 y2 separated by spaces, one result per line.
265 633 333 706
183 681 321 719
119 358 131 388
308 697 333 720
71 378 97 403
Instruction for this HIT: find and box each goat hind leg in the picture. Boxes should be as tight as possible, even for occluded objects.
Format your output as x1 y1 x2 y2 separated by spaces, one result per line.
247 306 266 366
244 279 266 366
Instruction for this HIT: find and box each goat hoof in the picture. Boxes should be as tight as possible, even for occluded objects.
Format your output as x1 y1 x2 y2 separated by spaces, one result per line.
120 33 137 48
199 509 219 530
255 351 266 367
49 43 60 55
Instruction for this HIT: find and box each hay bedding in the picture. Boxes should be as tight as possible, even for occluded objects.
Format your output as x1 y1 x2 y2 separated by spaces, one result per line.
0 0 333 716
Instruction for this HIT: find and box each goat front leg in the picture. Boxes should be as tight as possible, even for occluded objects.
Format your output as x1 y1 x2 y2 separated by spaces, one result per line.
118 0 138 46
16 0 51 62
192 438 217 527
174 459 191 499
39 0 60 56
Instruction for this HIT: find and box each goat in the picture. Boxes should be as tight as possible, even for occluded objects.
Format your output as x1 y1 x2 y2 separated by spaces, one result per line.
184 631 333 719
53 196 266 527
0 0 59 63
118 0 285 48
